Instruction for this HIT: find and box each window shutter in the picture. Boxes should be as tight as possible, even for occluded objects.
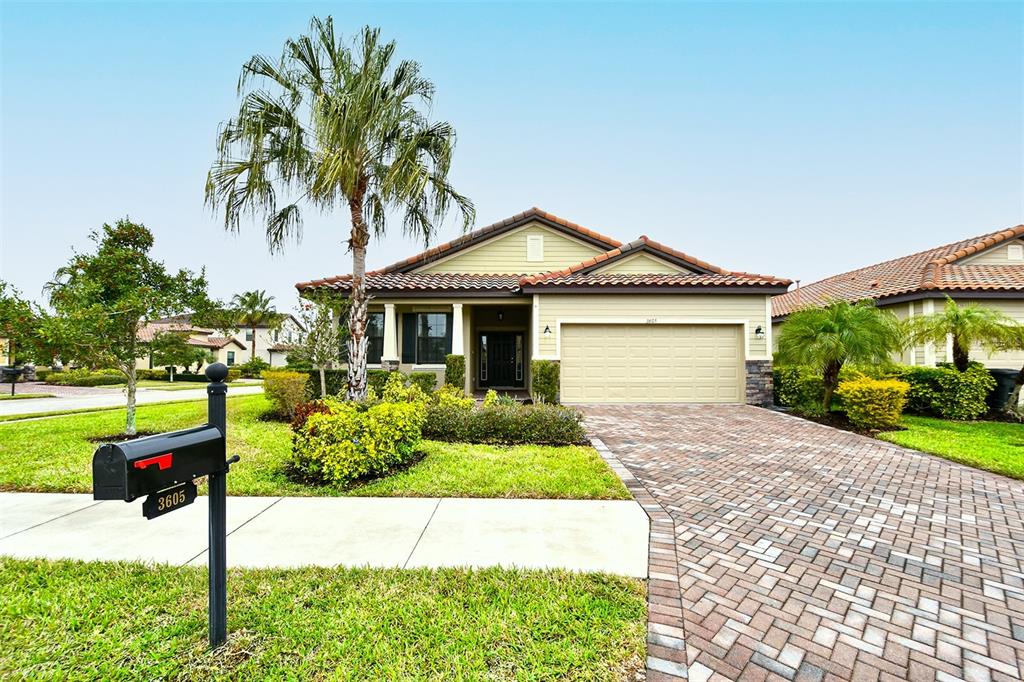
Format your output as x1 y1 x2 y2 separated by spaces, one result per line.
402 313 416 363
444 312 454 355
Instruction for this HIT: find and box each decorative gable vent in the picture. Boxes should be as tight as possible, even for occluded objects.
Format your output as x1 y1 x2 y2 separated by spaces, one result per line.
526 234 544 262
1008 243 1023 261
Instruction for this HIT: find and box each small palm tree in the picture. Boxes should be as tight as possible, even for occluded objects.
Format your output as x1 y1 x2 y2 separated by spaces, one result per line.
777 300 904 411
231 290 279 360
206 18 473 400
905 297 1015 372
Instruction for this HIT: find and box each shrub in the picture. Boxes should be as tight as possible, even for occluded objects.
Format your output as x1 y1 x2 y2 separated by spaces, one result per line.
236 357 271 378
291 400 333 431
530 360 560 404
836 377 909 430
772 366 826 416
46 368 126 387
433 383 474 409
423 402 586 445
226 369 241 383
381 372 429 404
291 399 426 485
137 369 168 381
262 370 309 419
482 389 499 407
305 369 347 399
33 368 51 382
367 369 394 395
407 371 437 394
444 354 465 389
896 363 995 420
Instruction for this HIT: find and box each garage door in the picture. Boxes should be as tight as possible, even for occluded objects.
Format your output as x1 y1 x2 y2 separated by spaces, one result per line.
560 323 744 403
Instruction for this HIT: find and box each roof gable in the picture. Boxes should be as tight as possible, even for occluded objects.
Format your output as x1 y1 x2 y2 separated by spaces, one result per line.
592 251 689 275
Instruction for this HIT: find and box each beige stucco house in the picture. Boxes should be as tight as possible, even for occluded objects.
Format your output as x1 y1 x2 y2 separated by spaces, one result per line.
135 320 246 372
771 224 1024 369
297 208 791 404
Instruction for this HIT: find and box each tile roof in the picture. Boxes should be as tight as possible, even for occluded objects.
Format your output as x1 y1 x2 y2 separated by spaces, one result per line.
194 336 244 350
267 342 297 352
298 272 522 294
519 272 791 290
772 224 1024 318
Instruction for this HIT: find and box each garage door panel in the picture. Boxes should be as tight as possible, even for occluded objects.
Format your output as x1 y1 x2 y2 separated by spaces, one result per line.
560 323 744 404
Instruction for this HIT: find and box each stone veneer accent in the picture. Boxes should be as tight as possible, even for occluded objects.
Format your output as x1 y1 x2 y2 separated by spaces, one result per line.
745 359 773 407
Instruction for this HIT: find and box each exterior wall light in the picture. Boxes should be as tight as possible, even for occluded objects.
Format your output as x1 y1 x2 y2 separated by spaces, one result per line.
543 325 552 335
754 325 765 340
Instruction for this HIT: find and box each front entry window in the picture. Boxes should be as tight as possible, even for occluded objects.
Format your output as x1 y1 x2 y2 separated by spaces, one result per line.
366 312 384 364
416 313 448 365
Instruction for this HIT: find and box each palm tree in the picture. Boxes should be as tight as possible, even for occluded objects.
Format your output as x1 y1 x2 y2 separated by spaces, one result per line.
206 18 474 400
777 300 904 411
231 290 279 361
905 297 1015 372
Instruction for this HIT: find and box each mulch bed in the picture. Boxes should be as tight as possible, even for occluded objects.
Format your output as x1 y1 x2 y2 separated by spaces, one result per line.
87 431 159 444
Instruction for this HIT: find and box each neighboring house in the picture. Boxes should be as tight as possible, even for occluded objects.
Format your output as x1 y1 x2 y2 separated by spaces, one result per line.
296 207 790 404
136 320 246 372
772 224 1024 369
0 338 10 366
232 315 304 367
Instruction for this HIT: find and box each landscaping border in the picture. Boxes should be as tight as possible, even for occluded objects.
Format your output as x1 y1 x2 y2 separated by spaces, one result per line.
590 436 691 681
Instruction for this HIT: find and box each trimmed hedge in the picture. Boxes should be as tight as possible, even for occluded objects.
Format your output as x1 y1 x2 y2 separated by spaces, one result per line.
444 354 465 389
46 369 126 387
423 402 587 446
530 360 560 404
772 365 826 415
895 363 995 421
263 370 309 420
407 372 437 394
835 377 909 430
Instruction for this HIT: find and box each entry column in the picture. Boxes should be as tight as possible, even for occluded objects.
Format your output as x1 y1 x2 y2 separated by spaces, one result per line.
451 303 464 355
382 303 400 369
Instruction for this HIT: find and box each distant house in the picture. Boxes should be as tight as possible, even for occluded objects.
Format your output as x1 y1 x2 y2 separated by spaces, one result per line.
772 225 1024 369
233 315 305 366
136 320 246 372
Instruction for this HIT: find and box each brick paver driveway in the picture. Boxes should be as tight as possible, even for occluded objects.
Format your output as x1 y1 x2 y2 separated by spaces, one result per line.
584 405 1024 682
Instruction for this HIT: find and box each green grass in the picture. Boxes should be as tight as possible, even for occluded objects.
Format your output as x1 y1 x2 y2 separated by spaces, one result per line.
0 557 645 681
134 380 218 391
0 393 53 400
0 395 628 499
878 416 1024 479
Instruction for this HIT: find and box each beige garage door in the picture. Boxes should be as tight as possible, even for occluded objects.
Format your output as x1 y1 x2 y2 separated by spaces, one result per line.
560 323 744 403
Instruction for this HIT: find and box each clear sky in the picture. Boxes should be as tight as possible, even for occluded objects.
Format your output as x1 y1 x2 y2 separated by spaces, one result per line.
2 1 1021 311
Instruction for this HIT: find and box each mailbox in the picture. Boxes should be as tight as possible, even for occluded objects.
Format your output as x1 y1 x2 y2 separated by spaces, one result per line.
92 424 225 502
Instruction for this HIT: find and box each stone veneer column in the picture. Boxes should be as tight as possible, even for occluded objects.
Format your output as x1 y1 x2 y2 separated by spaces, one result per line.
745 359 773 406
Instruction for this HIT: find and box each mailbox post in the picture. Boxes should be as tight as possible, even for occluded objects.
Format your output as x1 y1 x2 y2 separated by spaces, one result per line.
91 361 238 649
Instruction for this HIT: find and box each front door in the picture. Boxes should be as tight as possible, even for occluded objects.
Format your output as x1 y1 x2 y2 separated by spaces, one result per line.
479 332 525 388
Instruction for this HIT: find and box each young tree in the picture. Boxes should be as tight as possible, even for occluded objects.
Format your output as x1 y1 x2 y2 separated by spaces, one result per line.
206 18 473 400
230 290 280 361
905 297 1015 372
150 331 209 380
298 296 343 398
0 281 38 365
777 300 904 411
45 219 211 435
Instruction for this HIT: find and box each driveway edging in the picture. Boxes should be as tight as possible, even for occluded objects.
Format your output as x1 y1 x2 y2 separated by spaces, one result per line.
591 436 694 681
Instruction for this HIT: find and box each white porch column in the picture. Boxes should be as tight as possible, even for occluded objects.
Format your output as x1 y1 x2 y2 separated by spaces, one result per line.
451 303 464 355
382 303 400 362
923 299 936 366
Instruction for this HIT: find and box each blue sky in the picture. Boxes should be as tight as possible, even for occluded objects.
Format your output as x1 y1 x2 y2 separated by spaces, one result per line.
2 1 1021 310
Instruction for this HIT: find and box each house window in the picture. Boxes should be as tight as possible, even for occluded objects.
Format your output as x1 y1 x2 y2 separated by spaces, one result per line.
526 234 544 262
366 312 384 364
273 330 279 342
245 330 253 341
416 313 448 365
226 351 235 366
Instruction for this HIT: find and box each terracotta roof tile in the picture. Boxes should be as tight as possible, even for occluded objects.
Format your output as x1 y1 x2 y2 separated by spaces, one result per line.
298 272 522 294
520 272 791 289
772 224 1024 317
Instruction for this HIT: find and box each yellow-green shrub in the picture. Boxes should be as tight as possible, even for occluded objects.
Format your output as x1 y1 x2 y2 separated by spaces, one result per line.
291 399 426 485
482 389 499 407
263 370 309 420
381 372 429 404
433 384 474 409
835 377 909 430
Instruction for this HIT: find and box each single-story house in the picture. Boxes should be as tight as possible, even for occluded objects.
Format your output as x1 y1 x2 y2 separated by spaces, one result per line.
296 207 791 404
136 321 246 372
147 314 305 367
771 224 1024 369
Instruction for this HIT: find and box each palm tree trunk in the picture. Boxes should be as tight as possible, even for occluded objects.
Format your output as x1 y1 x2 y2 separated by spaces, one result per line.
346 196 370 401
125 365 138 436
822 359 843 412
251 325 257 361
951 336 969 372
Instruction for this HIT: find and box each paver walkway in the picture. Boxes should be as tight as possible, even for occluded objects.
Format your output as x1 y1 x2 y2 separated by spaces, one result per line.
584 404 1024 682
0 492 647 576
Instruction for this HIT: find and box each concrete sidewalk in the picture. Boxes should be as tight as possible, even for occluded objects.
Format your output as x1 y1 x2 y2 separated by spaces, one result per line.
0 492 648 576
0 385 264 418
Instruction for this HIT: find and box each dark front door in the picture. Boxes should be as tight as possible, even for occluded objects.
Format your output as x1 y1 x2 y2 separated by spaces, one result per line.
479 332 524 388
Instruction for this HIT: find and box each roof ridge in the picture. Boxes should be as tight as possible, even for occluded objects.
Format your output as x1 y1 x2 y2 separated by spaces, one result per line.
923 225 1024 289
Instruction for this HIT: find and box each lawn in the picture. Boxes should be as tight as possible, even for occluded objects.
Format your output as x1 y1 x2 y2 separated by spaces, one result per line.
0 395 628 499
0 393 54 400
0 557 645 680
879 416 1024 479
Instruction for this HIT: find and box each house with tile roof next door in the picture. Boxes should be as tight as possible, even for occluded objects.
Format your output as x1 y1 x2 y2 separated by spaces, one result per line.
772 224 1024 369
297 208 791 404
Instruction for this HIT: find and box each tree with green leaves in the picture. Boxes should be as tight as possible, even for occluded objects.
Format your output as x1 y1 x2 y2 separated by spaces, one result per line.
905 297 1016 372
45 219 211 435
297 296 343 398
230 290 280 361
0 280 39 365
150 331 210 380
777 300 904 411
206 17 473 400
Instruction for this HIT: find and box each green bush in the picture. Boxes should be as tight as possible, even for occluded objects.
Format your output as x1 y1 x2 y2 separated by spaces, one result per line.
895 363 995 420
530 360 560 404
423 402 586 445
367 369 394 395
306 369 348 399
772 366 826 415
136 369 167 381
226 369 241 382
444 354 465 389
236 357 271 378
482 389 499 407
46 369 126 387
835 376 909 430
433 384 474 409
291 398 426 485
33 368 51 382
262 370 309 420
407 372 438 394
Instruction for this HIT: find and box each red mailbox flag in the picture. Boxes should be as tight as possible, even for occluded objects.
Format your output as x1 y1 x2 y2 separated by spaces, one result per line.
132 453 173 471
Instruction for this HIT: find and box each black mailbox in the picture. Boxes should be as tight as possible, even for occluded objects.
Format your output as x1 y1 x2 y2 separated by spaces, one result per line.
92 424 225 502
